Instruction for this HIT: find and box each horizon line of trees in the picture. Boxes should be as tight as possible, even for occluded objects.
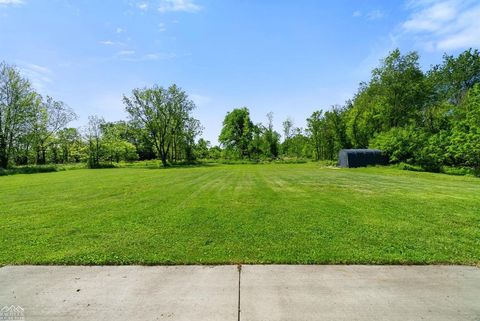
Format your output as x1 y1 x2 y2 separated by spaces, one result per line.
215 48 480 174
1 47 480 173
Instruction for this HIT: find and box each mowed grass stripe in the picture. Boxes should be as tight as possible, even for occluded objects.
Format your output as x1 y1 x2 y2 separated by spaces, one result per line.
0 163 479 265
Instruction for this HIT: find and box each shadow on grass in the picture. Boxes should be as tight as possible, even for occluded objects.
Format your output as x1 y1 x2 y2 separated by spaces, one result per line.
0 163 86 176
0 165 60 176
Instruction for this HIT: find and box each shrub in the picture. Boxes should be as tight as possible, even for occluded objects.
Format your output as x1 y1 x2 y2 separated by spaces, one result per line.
370 126 426 164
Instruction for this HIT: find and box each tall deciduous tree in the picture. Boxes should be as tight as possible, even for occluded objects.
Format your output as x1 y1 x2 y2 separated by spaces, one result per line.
448 84 480 172
123 84 199 166
282 117 294 156
430 49 480 105
31 96 77 164
263 112 280 158
219 107 254 159
86 115 105 168
57 128 83 163
0 62 36 168
307 111 324 160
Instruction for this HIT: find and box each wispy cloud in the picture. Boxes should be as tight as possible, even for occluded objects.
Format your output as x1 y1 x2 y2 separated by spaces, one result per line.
99 40 125 46
18 63 52 92
132 0 201 14
142 52 176 60
108 52 179 62
137 2 148 11
0 0 24 5
401 0 480 51
352 9 386 20
158 0 201 13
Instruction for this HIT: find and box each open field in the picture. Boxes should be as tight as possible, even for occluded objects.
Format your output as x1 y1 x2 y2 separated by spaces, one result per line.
0 163 479 265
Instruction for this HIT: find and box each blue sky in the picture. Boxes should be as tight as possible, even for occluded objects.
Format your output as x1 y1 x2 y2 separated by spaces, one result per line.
1 0 479 144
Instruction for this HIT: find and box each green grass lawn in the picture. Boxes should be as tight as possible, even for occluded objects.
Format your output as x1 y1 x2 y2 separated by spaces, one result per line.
1 163 479 265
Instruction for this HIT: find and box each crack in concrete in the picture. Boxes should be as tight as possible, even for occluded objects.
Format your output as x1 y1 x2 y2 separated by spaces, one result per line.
237 264 242 321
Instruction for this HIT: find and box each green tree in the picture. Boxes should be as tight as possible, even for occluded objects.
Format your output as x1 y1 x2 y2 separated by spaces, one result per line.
86 115 105 168
208 145 222 159
182 118 203 162
195 138 210 159
282 117 294 156
102 121 139 163
307 111 324 160
370 126 427 164
123 84 199 166
430 49 480 105
370 49 426 128
448 84 480 172
31 96 77 164
0 62 36 168
263 112 280 158
346 50 427 147
289 127 310 158
219 107 254 159
57 128 83 163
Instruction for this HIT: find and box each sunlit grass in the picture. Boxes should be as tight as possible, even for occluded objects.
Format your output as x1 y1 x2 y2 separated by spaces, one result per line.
0 163 479 265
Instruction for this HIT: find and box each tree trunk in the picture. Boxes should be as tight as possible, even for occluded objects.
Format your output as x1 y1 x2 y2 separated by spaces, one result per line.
0 154 7 168
36 147 46 165
42 149 46 165
160 152 167 167
0 138 7 168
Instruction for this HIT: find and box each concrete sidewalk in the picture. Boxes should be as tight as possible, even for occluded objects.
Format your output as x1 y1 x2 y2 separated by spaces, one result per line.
0 265 479 321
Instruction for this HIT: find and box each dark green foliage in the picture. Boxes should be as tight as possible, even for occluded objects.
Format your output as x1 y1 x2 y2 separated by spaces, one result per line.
447 84 480 170
218 109 282 160
370 126 426 164
307 107 349 161
0 165 59 176
348 49 480 175
218 107 254 158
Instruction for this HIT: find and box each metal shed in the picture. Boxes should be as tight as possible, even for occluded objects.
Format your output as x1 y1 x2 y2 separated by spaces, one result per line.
338 149 388 168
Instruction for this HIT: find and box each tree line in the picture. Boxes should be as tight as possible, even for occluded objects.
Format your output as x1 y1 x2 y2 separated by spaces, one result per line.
0 63 202 169
216 48 480 174
1 48 479 173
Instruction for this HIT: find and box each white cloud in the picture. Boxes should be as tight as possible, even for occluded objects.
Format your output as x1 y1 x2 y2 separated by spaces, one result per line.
352 10 362 17
158 22 167 32
401 0 480 51
25 63 50 74
99 40 125 46
112 52 178 62
158 0 201 13
0 0 23 5
137 2 148 11
116 27 125 34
